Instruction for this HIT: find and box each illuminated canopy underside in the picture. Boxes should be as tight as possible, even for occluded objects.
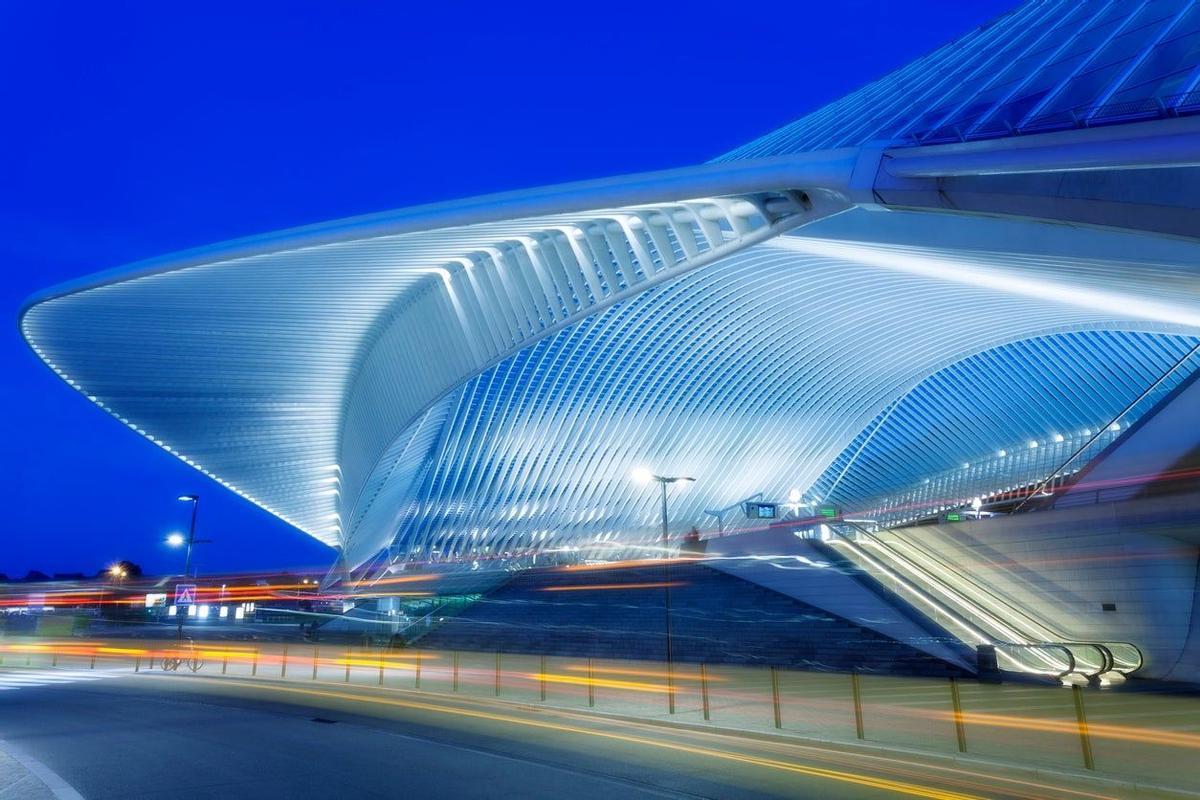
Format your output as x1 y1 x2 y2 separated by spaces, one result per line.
21 196 1200 566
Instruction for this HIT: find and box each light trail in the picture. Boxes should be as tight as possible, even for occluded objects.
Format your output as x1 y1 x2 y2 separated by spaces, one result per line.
539 581 684 592
178 676 986 800
562 664 723 681
554 558 696 572
522 672 673 694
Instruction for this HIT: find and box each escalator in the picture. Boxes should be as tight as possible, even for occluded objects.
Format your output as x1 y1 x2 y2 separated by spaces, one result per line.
822 521 1142 684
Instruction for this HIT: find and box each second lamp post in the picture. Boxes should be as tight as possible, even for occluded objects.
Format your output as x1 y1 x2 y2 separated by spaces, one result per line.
632 468 694 714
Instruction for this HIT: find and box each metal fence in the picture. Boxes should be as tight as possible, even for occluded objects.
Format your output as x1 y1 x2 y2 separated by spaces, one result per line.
3 636 1198 792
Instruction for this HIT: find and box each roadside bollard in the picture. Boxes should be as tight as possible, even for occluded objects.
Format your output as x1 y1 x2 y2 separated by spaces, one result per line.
415 650 422 689
700 663 711 722
281 644 289 678
222 653 228 675
312 646 319 680
453 652 460 692
495 652 501 697
135 656 141 673
540 655 547 701
378 651 385 686
850 672 865 740
251 648 259 676
90 652 96 670
949 677 968 753
344 649 351 683
770 666 782 729
587 658 595 708
1072 684 1096 770
667 659 676 715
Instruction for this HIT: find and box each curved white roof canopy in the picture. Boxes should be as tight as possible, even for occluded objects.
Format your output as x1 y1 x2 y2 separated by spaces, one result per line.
19 155 852 556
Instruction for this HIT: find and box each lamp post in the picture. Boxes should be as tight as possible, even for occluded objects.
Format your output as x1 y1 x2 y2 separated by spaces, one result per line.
167 494 210 639
177 494 200 579
632 468 694 714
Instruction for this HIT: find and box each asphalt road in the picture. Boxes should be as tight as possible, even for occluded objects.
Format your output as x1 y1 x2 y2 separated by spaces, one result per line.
0 668 1139 800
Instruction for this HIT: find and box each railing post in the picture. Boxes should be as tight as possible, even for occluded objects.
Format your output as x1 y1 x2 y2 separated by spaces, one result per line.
90 652 96 670
949 676 967 753
344 649 351 683
222 652 228 675
770 666 782 729
52 651 58 668
452 652 460 692
1072 685 1096 770
281 644 289 678
135 655 141 673
415 650 422 689
667 658 676 715
700 663 710 721
378 650 385 686
850 672 865 740
540 655 547 701
495 651 501 697
251 647 259 676
312 646 319 680
587 658 595 708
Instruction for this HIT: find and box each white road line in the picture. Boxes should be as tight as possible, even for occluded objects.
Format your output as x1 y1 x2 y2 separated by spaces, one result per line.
3 672 108 681
0 669 123 692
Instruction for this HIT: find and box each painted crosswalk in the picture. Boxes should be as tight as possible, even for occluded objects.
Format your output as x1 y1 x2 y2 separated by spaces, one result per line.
0 669 124 691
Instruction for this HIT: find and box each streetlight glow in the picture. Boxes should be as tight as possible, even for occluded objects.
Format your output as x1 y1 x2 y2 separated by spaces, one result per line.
166 532 186 547
631 466 654 485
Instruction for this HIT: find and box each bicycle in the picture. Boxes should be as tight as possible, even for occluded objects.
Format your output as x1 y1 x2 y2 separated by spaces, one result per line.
160 639 204 672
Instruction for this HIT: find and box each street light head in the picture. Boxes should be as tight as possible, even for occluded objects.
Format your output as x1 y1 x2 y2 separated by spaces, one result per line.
166 532 186 547
788 488 802 504
631 466 654 485
178 494 198 502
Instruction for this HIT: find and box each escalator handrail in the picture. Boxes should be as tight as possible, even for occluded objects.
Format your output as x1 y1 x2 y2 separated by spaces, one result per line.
852 523 1142 673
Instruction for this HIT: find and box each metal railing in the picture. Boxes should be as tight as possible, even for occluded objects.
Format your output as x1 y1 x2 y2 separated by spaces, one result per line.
13 636 1193 784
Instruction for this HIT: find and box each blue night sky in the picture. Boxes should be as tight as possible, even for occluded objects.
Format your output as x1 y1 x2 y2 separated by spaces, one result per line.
0 1 1015 578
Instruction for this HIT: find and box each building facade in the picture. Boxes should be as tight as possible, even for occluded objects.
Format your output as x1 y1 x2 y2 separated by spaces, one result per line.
21 0 1200 569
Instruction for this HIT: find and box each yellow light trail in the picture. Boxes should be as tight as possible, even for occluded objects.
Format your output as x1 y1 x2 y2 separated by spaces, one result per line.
562 664 723 681
948 710 1200 750
180 677 983 800
877 704 1200 751
522 672 673 694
